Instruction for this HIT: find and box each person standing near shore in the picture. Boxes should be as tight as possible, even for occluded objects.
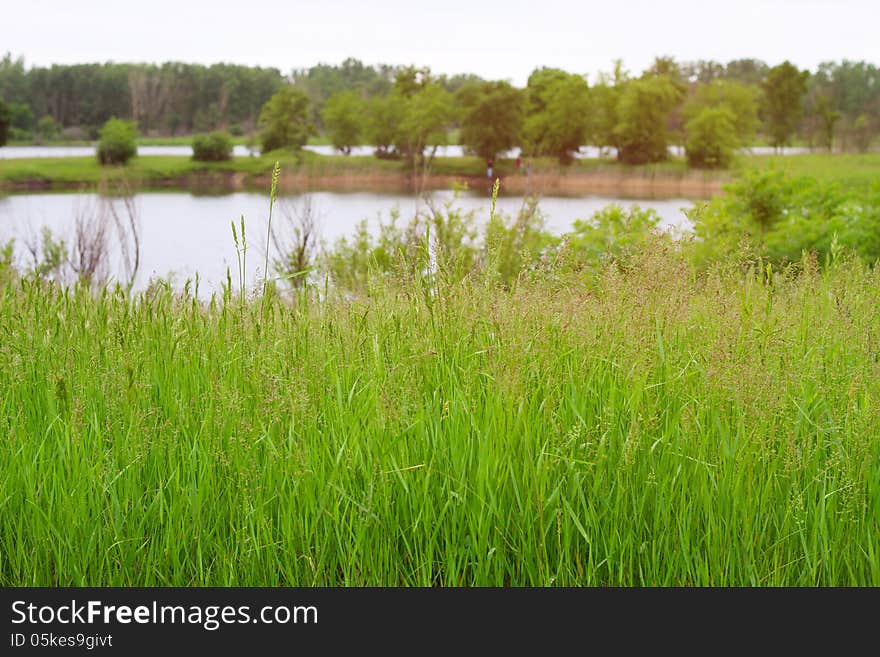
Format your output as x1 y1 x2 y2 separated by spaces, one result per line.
487 158 494 179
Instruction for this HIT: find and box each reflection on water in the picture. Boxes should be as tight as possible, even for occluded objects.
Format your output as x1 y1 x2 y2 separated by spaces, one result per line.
0 190 696 295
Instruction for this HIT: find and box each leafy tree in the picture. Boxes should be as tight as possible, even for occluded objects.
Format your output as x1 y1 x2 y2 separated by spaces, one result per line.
591 61 629 155
292 58 392 126
456 80 523 162
614 76 681 164
683 80 759 145
723 59 769 86
366 93 405 158
523 69 591 163
0 99 9 146
96 117 137 165
192 131 233 161
815 95 841 151
8 102 34 134
852 114 873 152
393 65 432 98
321 91 365 155
394 84 454 171
762 61 809 149
685 106 738 168
258 86 312 153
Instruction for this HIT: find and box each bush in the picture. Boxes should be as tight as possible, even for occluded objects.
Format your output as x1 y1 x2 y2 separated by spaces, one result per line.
687 170 880 266
192 131 233 162
96 118 137 165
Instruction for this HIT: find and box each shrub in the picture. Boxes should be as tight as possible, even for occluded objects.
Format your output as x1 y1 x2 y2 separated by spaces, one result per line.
96 118 137 165
192 131 233 162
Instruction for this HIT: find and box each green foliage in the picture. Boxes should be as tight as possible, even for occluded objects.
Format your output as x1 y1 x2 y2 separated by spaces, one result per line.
258 86 312 153
812 95 842 151
522 71 591 164
484 197 557 285
293 57 393 126
96 117 137 165
566 204 661 266
615 76 681 164
323 195 481 294
689 169 880 266
762 61 809 148
36 115 59 143
685 106 738 169
0 98 9 146
591 87 621 154
366 93 405 158
852 114 873 152
0 239 16 286
321 91 365 155
8 102 34 134
683 80 759 145
457 81 523 162
192 131 233 162
394 84 454 170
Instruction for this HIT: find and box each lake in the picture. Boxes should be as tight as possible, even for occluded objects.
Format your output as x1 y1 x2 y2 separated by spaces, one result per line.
0 190 696 294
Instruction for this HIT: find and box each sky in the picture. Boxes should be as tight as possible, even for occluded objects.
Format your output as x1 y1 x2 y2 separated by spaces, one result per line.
2 0 878 84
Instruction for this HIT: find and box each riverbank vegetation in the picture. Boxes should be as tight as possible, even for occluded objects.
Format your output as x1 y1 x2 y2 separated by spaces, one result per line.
1 171 879 586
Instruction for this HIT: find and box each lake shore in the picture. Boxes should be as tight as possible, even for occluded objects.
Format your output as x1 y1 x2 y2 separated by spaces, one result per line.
0 152 727 198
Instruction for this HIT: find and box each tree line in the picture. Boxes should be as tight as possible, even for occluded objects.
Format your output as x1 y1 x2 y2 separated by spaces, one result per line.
1 54 878 167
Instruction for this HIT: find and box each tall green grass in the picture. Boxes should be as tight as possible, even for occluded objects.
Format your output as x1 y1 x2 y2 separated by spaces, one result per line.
1 239 878 585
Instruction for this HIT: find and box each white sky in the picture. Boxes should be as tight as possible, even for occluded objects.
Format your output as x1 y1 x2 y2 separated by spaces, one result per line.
2 0 877 85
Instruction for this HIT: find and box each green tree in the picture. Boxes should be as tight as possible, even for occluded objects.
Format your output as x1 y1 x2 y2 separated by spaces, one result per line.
683 80 759 145
0 99 9 146
8 102 34 135
762 61 809 149
815 95 842 151
366 93 405 158
456 80 523 162
614 76 681 164
394 84 454 171
321 91 364 155
522 69 591 164
96 117 137 165
258 86 312 153
591 61 629 155
852 114 873 152
684 106 738 168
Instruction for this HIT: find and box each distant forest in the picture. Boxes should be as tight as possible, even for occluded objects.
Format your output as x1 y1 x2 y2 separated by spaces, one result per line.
0 54 878 152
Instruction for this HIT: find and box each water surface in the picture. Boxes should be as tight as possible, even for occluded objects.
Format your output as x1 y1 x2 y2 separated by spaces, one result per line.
0 190 695 294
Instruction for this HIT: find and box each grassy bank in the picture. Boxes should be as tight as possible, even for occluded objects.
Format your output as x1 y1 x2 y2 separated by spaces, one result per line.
0 149 717 193
738 152 880 191
1 241 879 585
1 150 877 196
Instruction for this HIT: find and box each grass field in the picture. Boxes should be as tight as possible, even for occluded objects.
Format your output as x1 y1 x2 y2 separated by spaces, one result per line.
737 152 880 191
1 240 878 585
